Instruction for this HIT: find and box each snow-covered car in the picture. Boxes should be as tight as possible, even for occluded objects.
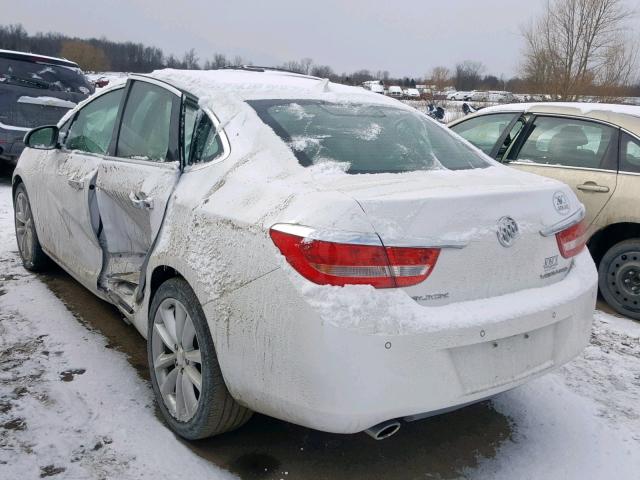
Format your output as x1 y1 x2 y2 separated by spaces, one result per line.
450 102 640 320
12 69 597 441
387 85 403 98
0 49 93 165
403 88 421 99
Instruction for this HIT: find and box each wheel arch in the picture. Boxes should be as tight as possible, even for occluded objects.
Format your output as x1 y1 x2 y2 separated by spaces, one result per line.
588 222 640 267
11 174 24 198
149 265 185 310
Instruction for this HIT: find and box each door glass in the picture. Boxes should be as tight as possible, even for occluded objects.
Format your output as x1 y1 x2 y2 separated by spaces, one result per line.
183 102 199 163
65 88 124 154
620 132 640 174
188 112 223 165
514 116 615 169
497 117 526 160
117 81 174 162
450 113 519 155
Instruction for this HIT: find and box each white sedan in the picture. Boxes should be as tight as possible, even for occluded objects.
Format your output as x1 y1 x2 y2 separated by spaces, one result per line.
12 68 597 441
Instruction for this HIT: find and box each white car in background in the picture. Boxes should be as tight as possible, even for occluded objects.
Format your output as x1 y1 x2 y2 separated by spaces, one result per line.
12 69 596 442
403 88 421 99
387 85 403 98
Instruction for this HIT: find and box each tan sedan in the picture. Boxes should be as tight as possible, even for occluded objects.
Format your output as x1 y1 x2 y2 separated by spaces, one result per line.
450 102 640 320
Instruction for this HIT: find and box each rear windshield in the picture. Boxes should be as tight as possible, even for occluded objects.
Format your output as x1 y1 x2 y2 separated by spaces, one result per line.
0 57 93 95
248 99 490 173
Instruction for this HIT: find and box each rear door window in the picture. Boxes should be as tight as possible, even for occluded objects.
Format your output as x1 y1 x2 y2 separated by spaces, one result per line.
512 116 616 170
620 132 640 174
65 88 124 155
188 113 223 165
450 113 519 155
116 81 176 162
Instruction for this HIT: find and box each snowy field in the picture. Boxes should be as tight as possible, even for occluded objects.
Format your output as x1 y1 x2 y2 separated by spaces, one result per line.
0 177 639 479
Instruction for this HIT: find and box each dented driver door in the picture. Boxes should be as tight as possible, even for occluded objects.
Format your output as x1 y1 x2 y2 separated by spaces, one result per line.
93 77 183 311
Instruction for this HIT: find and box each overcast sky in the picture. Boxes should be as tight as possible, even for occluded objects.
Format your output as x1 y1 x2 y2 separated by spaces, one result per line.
4 0 639 78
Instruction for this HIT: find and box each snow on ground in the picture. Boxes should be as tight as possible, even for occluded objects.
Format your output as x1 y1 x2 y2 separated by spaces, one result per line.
0 178 639 479
0 185 233 478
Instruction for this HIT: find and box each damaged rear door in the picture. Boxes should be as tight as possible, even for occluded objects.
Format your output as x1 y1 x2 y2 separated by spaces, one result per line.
94 77 183 312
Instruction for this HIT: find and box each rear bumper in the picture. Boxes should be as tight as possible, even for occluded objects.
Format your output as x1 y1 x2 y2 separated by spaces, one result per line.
217 251 597 434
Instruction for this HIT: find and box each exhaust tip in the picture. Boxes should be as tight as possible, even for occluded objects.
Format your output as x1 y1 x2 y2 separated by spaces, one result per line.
365 420 401 440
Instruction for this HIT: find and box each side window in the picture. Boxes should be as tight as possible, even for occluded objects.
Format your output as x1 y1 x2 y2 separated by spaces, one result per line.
183 101 199 163
497 117 526 160
620 132 640 174
186 111 223 166
65 88 124 154
514 116 616 169
117 81 175 162
450 113 519 155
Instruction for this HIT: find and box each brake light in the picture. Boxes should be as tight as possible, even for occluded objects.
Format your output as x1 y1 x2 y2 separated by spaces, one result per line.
555 221 586 258
269 227 440 288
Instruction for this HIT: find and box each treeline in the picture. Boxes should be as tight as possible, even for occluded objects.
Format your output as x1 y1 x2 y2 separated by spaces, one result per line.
0 24 421 86
2 22 639 98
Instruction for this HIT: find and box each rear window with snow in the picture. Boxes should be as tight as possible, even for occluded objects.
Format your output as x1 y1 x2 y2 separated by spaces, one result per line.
249 100 490 173
0 57 93 95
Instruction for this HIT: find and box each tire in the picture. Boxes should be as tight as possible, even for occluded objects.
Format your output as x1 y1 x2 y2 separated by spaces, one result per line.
598 239 640 321
147 277 252 439
13 183 50 272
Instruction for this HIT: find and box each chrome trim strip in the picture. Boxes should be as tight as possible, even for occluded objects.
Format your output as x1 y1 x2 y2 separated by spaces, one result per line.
539 205 586 237
128 74 182 97
270 223 468 248
510 161 617 174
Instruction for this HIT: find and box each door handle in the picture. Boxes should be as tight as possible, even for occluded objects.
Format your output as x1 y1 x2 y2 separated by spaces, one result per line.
577 182 610 193
67 178 84 190
129 191 154 210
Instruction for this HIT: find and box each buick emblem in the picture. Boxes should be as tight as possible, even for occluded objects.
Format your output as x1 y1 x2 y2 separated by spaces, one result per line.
497 216 519 248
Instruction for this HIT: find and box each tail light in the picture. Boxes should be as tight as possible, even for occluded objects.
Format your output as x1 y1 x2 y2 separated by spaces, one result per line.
269 225 440 288
555 220 586 258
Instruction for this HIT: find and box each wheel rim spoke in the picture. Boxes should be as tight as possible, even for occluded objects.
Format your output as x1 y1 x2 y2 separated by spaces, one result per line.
184 365 202 392
181 372 199 417
174 302 188 344
154 352 176 370
154 323 176 352
184 349 201 364
160 367 178 396
175 369 185 419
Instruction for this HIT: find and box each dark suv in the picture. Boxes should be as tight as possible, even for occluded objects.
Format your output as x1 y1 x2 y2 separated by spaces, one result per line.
0 49 93 164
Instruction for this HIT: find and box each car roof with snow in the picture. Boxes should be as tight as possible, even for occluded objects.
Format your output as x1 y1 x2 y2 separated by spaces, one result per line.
462 101 640 135
148 68 400 106
0 48 79 68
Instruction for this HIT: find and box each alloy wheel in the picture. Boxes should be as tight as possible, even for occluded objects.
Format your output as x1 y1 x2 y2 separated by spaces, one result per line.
14 191 34 262
151 298 203 422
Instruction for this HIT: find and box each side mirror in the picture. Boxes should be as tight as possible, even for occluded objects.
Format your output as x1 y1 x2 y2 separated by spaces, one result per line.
24 125 59 150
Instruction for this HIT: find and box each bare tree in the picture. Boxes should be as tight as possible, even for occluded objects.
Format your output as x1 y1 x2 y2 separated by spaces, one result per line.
521 0 638 99
454 61 485 91
181 48 200 70
429 66 451 91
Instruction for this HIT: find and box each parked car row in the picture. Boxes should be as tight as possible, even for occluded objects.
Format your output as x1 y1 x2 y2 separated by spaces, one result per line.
447 90 515 103
13 67 599 443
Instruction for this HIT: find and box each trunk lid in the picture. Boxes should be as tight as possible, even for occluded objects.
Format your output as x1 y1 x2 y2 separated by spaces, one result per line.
324 167 579 305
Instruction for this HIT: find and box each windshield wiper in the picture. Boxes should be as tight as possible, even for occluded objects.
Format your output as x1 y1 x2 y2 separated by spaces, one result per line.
7 76 50 89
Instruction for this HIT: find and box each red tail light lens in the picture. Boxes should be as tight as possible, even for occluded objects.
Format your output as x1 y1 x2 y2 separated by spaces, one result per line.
269 228 440 288
555 220 586 258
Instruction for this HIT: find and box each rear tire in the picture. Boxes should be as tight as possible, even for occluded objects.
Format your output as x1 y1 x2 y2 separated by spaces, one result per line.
598 239 640 321
13 183 49 272
148 277 252 439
